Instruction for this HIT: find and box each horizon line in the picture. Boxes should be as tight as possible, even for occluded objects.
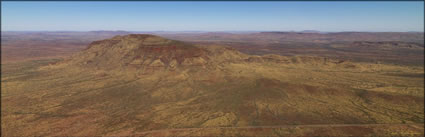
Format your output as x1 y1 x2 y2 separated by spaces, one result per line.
2 30 424 33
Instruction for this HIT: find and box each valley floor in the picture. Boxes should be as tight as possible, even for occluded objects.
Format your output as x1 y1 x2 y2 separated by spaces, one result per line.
1 58 423 136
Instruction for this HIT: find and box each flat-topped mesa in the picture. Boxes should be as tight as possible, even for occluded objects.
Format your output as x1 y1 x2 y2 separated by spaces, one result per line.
62 34 243 72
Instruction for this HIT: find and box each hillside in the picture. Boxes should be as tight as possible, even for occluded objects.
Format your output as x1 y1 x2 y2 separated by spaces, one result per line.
2 34 424 136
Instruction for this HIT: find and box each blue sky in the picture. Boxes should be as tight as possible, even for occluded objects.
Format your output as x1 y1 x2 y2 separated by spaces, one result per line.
1 2 424 32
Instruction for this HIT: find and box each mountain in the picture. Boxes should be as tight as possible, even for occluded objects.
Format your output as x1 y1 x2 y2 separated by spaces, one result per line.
300 30 321 33
56 34 246 73
2 34 424 136
88 30 131 35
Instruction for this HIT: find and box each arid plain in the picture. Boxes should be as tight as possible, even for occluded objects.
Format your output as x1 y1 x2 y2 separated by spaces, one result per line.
1 31 424 136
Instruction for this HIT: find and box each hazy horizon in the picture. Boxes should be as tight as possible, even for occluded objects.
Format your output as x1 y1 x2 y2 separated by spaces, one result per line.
1 30 424 33
2 2 424 32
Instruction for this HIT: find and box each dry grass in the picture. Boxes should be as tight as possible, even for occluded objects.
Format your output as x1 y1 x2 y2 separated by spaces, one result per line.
2 55 423 136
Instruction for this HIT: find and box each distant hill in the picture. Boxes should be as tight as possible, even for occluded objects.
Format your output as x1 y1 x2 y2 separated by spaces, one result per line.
300 30 321 33
88 30 131 35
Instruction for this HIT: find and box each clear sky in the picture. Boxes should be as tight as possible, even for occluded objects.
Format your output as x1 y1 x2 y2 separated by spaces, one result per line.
1 2 424 32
